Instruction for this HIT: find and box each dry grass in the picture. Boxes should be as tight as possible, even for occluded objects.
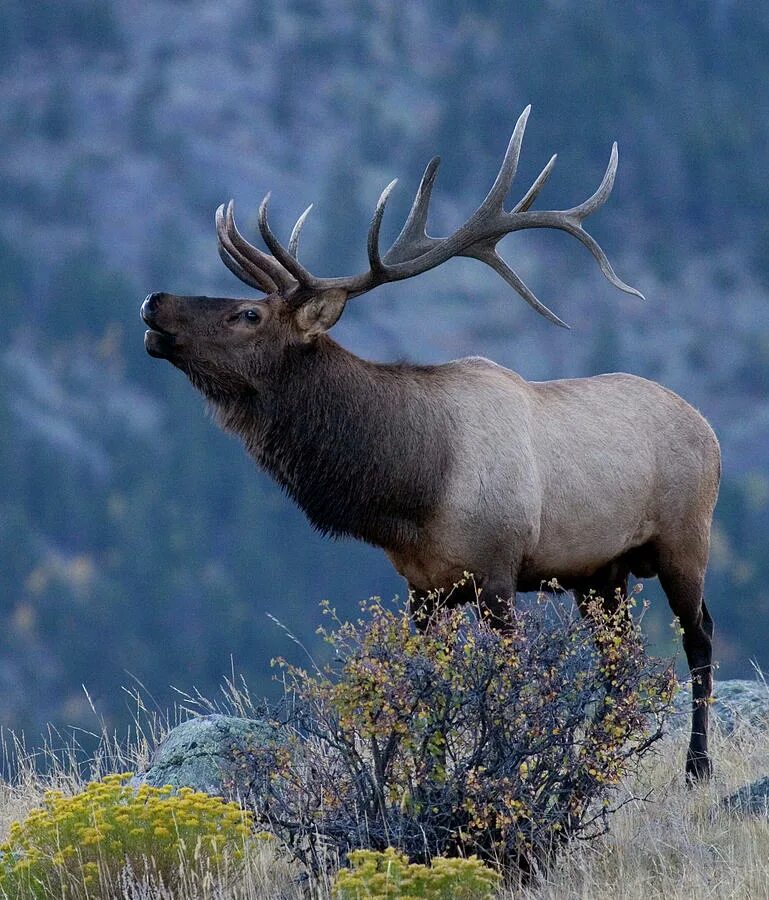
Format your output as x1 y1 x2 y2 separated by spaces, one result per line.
516 716 769 900
0 726 314 899
1 712 768 898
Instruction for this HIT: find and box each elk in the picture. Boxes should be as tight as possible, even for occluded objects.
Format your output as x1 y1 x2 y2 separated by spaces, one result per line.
142 107 720 781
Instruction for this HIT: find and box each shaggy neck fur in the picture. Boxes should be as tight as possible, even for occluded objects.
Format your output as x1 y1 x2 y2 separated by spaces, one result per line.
205 337 455 550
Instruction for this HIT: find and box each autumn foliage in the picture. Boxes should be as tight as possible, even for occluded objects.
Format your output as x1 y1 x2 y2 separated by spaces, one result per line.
262 587 676 874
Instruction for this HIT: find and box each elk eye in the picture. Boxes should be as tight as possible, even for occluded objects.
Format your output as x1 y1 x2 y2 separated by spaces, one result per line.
243 309 261 322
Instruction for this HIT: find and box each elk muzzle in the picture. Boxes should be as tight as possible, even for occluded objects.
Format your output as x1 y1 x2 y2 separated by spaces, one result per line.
142 292 178 359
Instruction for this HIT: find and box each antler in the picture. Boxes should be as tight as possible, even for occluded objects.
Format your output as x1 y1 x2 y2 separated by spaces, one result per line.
216 106 643 327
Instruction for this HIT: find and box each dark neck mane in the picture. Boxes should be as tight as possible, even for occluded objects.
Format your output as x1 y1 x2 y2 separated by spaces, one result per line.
212 337 453 550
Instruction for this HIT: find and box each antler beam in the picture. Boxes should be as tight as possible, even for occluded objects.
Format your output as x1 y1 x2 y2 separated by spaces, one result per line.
216 106 643 326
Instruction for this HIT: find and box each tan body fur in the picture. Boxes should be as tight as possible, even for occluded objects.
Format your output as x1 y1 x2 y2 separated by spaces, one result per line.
390 359 720 604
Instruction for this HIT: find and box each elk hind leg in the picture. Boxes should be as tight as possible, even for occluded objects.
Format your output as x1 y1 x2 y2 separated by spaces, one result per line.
408 578 486 631
658 556 713 783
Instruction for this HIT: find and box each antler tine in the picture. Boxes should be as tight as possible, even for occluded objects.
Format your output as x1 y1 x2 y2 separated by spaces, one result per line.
366 179 398 273
224 201 300 293
217 239 273 293
553 221 645 299
568 142 618 221
512 154 557 214
384 157 442 265
216 203 279 294
258 194 321 291
512 144 645 300
478 104 530 215
466 245 570 328
288 204 313 259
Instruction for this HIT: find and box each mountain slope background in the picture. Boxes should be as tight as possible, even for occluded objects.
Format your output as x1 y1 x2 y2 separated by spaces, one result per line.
1 0 767 735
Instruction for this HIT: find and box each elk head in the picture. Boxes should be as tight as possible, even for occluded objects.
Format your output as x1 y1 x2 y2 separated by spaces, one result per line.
142 105 643 395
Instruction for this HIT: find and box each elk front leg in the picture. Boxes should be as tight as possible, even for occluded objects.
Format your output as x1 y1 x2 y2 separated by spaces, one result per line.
478 574 516 629
573 559 631 633
408 583 436 633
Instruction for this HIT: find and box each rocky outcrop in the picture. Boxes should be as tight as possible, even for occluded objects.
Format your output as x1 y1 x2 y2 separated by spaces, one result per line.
132 714 286 807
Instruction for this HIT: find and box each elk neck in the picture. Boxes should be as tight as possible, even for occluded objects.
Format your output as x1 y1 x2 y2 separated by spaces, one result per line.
211 336 455 550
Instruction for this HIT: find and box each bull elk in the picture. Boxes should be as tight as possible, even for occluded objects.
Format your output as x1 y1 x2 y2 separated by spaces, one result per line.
142 107 720 781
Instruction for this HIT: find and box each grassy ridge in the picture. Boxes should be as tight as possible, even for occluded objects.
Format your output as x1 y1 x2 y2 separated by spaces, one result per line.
1 714 768 898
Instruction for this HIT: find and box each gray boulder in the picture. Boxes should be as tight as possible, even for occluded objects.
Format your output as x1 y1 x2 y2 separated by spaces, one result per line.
133 714 287 808
724 776 769 816
712 678 769 730
672 678 769 732
675 678 769 816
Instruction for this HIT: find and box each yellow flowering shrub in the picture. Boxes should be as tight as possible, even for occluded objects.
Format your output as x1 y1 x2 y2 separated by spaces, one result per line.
0 773 255 897
333 848 500 899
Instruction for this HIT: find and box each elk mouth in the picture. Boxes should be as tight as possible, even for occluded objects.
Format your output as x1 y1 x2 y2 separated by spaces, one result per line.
142 299 178 359
144 327 177 359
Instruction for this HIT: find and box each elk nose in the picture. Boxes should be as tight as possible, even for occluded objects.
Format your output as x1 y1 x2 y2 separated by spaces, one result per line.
141 292 164 322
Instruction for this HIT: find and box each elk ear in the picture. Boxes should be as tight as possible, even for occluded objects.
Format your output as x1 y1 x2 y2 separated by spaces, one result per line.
293 289 348 341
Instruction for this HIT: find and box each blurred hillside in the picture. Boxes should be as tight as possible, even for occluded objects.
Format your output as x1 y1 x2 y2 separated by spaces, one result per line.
1 0 768 736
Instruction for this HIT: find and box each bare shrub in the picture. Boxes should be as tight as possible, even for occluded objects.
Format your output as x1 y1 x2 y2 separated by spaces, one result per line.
256 587 675 876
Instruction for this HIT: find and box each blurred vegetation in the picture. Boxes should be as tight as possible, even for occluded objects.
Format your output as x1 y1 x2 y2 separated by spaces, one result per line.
0 0 767 735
